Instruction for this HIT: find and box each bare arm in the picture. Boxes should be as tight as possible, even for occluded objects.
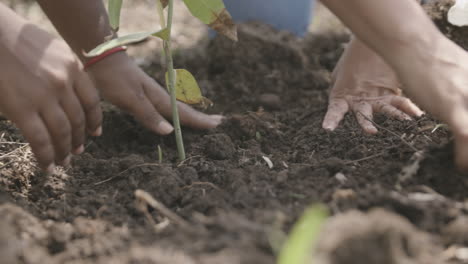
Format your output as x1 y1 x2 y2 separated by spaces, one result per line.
36 0 113 62
320 0 439 70
0 3 102 171
37 0 222 135
321 0 468 171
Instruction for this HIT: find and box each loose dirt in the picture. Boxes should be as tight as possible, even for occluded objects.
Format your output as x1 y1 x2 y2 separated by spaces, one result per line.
1 1 468 263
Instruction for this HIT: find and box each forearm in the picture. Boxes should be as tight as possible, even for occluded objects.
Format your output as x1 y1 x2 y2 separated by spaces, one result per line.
37 0 114 62
320 0 444 72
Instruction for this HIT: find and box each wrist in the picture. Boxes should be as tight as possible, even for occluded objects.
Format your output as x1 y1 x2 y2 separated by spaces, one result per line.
83 46 128 70
85 49 132 75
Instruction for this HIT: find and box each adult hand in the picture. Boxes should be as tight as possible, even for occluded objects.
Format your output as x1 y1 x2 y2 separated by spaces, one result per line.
322 38 423 134
0 20 102 172
86 52 223 135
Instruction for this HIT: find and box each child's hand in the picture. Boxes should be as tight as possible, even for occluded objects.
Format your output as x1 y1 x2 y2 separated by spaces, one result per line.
322 38 423 134
0 25 102 172
86 52 223 134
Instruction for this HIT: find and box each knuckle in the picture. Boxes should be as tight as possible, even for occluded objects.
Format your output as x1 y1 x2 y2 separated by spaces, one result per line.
140 111 158 124
82 98 100 113
55 125 72 139
30 133 50 149
50 73 69 90
134 89 146 101
64 55 80 71
71 115 86 130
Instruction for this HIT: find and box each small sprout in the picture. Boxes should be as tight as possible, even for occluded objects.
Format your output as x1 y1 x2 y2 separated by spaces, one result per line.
277 205 328 264
262 156 274 169
431 124 448 133
256 131 262 141
157 145 163 163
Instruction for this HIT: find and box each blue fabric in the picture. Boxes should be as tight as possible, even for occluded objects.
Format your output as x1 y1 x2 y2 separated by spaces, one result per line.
223 0 315 37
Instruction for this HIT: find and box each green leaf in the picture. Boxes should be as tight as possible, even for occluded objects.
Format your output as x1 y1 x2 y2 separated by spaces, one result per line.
182 0 237 41
108 0 123 32
85 28 170 57
165 69 213 109
277 205 328 264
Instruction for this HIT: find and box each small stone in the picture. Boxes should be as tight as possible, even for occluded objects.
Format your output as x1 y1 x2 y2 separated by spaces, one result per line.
276 170 289 183
332 189 357 202
258 93 281 110
334 172 347 183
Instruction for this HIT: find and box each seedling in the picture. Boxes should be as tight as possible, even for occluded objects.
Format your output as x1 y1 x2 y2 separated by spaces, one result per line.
157 145 163 163
87 0 237 161
277 204 328 264
431 123 448 133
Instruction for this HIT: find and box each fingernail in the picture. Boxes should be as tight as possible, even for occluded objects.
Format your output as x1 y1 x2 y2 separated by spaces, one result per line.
322 122 336 132
159 122 174 135
91 126 102 137
73 145 85 155
210 115 225 126
46 163 55 174
366 127 378 135
62 155 72 167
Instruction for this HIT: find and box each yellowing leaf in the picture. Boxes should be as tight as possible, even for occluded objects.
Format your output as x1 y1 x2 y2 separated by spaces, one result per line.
85 28 169 57
165 69 213 108
108 0 123 32
208 8 237 41
182 0 237 41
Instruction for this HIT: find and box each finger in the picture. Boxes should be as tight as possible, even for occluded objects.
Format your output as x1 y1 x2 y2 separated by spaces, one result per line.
374 102 412 121
390 96 424 117
353 101 378 134
41 104 73 166
450 109 468 172
122 86 174 135
455 132 468 172
14 113 55 172
60 90 86 154
74 72 103 136
322 98 349 131
143 77 223 129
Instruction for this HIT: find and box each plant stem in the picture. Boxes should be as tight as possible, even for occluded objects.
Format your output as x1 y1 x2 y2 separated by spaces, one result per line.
161 0 185 161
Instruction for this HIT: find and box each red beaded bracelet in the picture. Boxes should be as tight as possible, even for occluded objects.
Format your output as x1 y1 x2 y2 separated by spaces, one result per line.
84 46 127 70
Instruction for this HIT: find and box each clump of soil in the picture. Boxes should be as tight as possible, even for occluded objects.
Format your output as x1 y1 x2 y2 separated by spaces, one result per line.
315 209 441 264
1 3 468 263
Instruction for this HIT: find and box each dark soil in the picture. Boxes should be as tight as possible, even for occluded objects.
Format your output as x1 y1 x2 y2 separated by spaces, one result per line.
1 1 468 263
